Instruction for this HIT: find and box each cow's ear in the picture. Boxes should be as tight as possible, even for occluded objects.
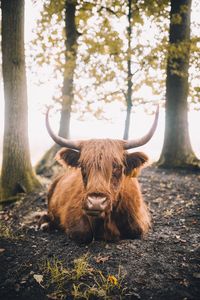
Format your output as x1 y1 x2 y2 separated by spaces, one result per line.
124 152 148 176
55 148 80 167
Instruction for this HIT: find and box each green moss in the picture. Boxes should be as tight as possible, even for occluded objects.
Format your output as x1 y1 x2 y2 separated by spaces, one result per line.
1 169 41 200
157 154 200 170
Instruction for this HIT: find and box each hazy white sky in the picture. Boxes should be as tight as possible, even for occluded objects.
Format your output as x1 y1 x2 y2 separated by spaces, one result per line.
0 0 199 166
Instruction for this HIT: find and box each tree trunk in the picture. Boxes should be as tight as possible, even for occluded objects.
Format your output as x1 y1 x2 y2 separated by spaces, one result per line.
123 0 133 140
158 0 200 169
59 0 78 138
1 0 41 199
36 0 79 176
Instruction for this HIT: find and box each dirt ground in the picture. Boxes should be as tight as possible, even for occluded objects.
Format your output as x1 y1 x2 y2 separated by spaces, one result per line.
0 166 199 300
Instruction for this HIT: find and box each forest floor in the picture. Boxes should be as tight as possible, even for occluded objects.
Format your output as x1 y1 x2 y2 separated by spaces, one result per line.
0 166 199 300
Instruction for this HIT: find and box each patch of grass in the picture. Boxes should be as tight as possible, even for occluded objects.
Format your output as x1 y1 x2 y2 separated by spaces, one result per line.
42 254 125 299
43 254 92 298
46 257 69 288
0 222 16 239
72 254 91 281
72 268 124 299
0 221 24 240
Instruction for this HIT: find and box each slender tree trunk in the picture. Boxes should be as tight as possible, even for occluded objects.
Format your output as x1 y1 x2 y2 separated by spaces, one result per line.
158 0 200 169
36 0 79 176
59 0 78 138
1 0 41 199
123 0 133 140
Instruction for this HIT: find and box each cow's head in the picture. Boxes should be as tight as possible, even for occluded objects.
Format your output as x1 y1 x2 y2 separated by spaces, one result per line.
46 107 159 218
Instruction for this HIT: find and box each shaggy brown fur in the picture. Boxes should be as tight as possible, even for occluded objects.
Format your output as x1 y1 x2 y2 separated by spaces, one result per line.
42 139 151 243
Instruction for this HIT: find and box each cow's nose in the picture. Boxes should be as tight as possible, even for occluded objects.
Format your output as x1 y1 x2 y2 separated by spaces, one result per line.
86 195 108 212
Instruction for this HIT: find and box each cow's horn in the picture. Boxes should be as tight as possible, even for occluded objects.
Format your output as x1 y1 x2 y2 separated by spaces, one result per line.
46 107 81 150
123 105 159 150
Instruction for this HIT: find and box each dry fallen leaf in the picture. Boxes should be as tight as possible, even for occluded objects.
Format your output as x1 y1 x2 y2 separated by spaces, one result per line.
116 245 123 250
33 274 43 286
47 292 61 299
94 255 110 263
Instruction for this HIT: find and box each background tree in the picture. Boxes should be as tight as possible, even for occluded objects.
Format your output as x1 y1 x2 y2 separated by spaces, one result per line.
59 0 79 139
0 0 41 199
158 0 200 169
35 0 79 175
123 0 133 140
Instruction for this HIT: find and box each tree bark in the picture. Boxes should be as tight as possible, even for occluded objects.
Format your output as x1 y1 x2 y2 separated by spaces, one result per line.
123 0 133 140
158 0 200 169
59 0 78 138
1 0 41 199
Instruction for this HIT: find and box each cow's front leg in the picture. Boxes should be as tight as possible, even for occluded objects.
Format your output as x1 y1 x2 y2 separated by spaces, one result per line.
91 217 120 242
67 215 93 244
104 218 121 242
115 209 147 240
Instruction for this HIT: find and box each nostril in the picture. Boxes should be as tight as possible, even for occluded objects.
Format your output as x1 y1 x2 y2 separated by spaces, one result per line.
87 197 94 209
87 196 96 206
87 196 92 204
101 197 107 205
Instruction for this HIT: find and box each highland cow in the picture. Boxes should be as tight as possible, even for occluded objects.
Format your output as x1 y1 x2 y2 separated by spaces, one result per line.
40 107 159 243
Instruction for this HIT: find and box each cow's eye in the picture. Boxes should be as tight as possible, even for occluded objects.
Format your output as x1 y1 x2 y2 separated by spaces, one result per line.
112 164 122 178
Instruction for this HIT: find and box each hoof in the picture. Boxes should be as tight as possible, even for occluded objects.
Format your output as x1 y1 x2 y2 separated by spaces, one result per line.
40 222 50 231
38 214 51 231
